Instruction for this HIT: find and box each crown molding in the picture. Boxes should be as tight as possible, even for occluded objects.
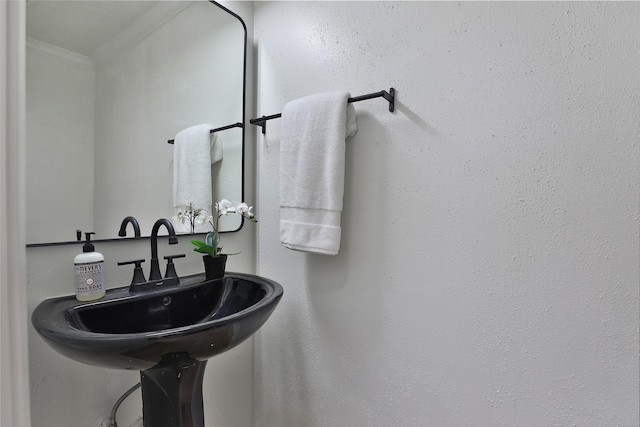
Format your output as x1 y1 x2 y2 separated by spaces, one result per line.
26 37 94 71
91 1 194 66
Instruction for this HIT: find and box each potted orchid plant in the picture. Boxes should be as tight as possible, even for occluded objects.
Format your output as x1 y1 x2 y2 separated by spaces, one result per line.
174 199 256 279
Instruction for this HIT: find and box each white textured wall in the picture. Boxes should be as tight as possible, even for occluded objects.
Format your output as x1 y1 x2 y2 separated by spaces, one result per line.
253 2 639 426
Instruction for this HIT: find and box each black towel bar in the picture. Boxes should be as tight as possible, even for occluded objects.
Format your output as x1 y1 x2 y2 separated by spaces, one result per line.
249 88 395 134
167 122 243 144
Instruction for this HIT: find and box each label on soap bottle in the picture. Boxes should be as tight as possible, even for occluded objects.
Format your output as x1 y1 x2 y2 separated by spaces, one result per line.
75 261 105 297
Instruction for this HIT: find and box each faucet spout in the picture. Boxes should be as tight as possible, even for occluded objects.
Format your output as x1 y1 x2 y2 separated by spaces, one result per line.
118 216 141 238
149 219 178 281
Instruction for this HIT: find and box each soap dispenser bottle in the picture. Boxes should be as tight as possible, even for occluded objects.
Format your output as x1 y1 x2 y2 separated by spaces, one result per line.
74 232 106 301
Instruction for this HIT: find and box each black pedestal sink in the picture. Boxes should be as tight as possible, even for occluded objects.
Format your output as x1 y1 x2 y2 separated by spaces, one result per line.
32 272 283 427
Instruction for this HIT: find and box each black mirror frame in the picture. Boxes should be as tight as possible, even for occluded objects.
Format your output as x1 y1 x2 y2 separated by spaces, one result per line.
27 0 248 248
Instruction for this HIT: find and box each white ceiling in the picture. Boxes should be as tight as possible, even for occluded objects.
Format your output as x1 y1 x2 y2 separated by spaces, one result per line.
26 1 160 57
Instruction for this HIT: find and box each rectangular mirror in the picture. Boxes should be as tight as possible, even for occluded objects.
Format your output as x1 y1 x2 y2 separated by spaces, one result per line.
26 1 246 245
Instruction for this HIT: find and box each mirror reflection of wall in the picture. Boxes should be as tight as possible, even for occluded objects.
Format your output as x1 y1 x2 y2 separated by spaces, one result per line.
25 1 245 245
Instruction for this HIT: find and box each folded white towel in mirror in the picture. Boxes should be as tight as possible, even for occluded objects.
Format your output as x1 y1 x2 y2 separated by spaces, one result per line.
279 91 358 255
172 124 222 232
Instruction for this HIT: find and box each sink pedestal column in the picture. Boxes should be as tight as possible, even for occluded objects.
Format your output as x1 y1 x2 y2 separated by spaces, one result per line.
140 354 208 427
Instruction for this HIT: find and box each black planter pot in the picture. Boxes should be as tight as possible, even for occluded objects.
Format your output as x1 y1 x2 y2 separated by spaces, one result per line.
203 254 227 280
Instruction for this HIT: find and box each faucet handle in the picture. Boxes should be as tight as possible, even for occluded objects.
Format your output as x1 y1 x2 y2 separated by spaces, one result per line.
118 259 146 285
163 254 185 280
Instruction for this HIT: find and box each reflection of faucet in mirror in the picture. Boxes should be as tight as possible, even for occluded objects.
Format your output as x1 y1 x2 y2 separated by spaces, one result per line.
118 216 141 238
149 219 179 281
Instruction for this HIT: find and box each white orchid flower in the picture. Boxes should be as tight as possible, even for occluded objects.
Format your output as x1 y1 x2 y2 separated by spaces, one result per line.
237 203 255 219
235 202 249 213
217 199 235 215
195 209 209 224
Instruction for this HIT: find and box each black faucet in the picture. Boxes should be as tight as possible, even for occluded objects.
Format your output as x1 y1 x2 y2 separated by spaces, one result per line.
149 219 178 281
118 216 141 238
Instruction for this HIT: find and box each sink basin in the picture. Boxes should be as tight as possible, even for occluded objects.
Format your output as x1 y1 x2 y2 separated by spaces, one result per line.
32 272 283 371
32 272 283 427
